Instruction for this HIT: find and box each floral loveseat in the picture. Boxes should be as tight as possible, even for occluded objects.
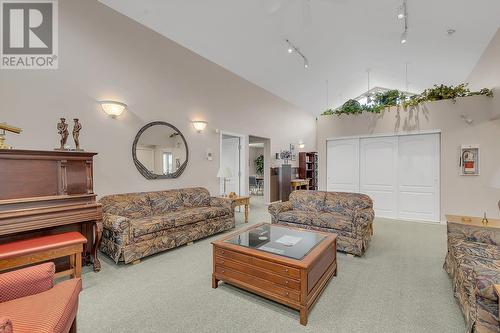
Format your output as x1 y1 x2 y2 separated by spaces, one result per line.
268 190 374 256
99 187 235 264
444 221 500 333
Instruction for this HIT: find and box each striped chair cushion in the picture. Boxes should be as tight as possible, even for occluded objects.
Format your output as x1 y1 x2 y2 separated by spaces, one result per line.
0 278 81 333
0 263 54 303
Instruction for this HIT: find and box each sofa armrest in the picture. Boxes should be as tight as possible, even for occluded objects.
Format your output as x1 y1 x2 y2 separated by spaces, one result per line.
268 201 293 223
0 317 12 333
103 213 131 232
0 263 54 303
354 207 374 227
210 197 234 212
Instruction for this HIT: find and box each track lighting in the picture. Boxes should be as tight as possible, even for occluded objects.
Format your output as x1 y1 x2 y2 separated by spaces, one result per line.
285 39 310 70
397 2 406 19
397 0 409 44
400 31 408 44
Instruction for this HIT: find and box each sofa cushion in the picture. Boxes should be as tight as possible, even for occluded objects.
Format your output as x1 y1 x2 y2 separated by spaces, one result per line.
130 207 231 238
324 192 372 215
180 188 211 208
148 190 184 215
313 212 353 232
99 192 151 219
278 210 317 225
0 278 81 333
451 241 500 261
289 191 326 212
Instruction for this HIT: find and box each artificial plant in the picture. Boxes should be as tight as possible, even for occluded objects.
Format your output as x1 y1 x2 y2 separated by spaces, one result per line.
255 154 264 176
321 84 493 116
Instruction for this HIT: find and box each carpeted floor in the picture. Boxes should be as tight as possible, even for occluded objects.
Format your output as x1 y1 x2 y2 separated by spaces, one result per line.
78 197 465 333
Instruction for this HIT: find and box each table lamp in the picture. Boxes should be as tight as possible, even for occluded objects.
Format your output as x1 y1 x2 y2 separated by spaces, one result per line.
0 123 22 149
217 167 233 197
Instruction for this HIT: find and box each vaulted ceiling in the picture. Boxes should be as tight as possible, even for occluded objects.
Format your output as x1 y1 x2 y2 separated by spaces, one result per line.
99 0 500 115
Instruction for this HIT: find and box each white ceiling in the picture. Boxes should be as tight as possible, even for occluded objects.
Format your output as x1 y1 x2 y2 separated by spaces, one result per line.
99 0 500 115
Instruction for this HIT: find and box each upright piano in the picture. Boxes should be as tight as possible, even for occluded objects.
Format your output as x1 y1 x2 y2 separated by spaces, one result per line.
0 149 103 272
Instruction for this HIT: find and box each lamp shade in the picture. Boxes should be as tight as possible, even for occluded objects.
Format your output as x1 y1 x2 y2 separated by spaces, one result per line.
217 167 232 178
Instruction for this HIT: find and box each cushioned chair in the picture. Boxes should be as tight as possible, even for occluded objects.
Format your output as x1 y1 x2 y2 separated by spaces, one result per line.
0 262 82 333
99 187 235 264
268 190 375 256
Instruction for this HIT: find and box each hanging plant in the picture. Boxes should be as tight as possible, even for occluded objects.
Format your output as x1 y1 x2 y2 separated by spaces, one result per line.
321 84 493 116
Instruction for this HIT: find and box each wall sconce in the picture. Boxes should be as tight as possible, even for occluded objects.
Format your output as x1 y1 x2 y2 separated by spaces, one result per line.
191 120 208 133
100 100 127 118
298 142 305 149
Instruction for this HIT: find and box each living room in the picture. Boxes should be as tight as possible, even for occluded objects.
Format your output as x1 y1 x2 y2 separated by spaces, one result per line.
0 0 499 332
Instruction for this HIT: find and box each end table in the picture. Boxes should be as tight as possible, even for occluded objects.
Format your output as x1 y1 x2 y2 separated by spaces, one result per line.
226 196 250 223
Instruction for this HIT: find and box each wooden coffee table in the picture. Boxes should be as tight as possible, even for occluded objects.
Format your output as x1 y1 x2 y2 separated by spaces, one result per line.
212 223 337 325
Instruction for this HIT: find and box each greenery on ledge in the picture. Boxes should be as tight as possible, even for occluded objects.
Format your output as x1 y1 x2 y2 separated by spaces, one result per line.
321 84 494 116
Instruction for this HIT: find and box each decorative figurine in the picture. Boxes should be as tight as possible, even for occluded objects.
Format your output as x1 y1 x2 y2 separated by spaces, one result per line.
0 123 22 149
56 118 69 150
72 118 83 151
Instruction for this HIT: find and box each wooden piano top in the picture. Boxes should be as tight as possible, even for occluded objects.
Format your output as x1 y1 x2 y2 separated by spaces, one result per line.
0 149 97 158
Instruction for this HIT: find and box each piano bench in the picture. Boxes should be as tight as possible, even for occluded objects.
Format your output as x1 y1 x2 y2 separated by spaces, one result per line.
0 232 87 279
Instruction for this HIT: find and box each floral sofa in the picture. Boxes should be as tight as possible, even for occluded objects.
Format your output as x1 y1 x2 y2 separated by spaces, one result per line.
99 187 235 264
268 190 374 256
444 221 500 333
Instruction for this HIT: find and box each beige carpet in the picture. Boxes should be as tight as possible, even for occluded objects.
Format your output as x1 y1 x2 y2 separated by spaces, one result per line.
77 198 464 332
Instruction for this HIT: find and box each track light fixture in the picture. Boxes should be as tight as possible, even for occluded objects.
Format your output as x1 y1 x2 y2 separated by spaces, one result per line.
285 39 310 70
398 0 409 44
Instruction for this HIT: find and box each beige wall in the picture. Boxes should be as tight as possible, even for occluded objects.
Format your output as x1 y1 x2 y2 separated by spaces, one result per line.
317 96 500 221
0 0 316 197
467 28 500 120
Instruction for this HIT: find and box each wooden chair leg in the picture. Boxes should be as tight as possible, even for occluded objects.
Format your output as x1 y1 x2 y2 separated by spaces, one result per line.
75 252 82 278
69 254 76 279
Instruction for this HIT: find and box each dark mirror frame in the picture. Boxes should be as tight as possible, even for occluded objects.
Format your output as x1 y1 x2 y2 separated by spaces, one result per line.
132 121 189 180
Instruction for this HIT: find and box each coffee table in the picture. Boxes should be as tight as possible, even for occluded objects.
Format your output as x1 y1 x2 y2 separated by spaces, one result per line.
212 223 337 325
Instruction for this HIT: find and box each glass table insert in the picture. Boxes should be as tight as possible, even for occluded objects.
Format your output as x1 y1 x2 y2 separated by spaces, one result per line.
224 224 326 260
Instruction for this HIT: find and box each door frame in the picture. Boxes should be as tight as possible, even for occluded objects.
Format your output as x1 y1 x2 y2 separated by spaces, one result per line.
219 131 247 196
326 130 441 223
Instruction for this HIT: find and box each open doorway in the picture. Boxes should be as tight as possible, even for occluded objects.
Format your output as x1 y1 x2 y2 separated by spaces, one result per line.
249 135 271 209
219 132 246 197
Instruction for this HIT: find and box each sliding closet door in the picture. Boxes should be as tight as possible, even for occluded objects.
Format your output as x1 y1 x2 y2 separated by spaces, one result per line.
397 134 440 222
326 139 359 192
360 137 398 219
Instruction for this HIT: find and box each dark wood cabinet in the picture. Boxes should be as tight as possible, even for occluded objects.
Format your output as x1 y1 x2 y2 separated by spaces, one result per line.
299 152 318 191
0 149 103 272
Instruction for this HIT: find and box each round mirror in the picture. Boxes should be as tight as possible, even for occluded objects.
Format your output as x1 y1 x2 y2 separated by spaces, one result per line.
132 121 189 179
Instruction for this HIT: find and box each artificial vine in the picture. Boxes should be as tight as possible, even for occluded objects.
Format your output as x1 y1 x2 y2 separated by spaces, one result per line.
321 84 493 116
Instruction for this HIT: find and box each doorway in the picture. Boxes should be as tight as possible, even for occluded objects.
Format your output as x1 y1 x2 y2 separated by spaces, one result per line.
249 135 271 208
219 133 246 197
326 132 440 223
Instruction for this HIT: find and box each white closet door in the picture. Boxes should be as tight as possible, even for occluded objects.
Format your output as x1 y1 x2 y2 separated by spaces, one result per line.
360 137 398 219
397 134 440 222
326 139 359 192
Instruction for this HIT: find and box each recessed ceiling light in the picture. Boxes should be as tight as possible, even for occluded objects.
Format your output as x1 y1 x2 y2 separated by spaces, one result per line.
287 47 293 54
